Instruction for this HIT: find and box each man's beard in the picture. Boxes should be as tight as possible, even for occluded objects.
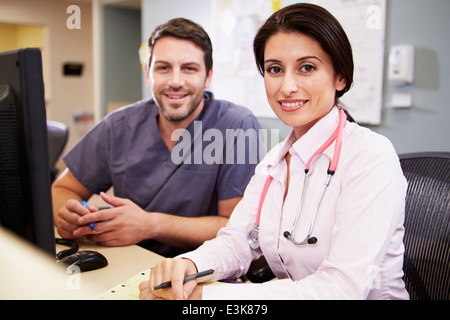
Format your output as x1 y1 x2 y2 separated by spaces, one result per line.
159 101 199 122
155 90 204 122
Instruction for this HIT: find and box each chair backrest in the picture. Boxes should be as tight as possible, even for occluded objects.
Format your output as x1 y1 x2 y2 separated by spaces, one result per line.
399 152 450 300
47 121 69 181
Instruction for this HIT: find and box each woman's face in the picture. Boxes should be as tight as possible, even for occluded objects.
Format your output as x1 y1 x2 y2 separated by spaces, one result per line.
263 32 346 139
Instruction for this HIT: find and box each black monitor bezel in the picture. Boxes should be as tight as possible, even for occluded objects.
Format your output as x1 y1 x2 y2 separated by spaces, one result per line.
0 48 56 256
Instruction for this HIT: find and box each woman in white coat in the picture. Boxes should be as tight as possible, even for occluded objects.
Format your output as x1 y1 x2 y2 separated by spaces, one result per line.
139 3 409 300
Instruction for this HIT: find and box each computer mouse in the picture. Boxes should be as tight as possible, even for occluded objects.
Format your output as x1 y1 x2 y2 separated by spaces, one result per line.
59 250 108 272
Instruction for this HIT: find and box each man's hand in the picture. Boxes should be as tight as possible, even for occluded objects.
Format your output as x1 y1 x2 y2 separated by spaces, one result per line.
74 192 150 246
55 199 98 239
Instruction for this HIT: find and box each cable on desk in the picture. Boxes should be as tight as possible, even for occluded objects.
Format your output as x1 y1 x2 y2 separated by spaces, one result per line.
55 238 79 260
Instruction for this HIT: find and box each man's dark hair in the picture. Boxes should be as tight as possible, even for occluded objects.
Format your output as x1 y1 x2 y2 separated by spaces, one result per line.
147 18 213 75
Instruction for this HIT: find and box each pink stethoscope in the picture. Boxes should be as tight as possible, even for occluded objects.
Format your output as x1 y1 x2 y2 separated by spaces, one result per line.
247 108 347 249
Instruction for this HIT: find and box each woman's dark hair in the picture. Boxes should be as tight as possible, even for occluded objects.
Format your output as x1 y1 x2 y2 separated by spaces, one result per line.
253 3 354 103
147 18 213 75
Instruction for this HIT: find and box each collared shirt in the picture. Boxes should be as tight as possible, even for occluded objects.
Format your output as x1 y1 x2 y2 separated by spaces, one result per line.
64 92 264 257
180 107 410 299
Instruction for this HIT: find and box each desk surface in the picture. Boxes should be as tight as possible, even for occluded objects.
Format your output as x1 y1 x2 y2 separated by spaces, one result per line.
68 239 165 297
0 227 164 299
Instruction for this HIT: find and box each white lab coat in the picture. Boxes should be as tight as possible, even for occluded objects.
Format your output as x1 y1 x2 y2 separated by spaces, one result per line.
180 107 410 300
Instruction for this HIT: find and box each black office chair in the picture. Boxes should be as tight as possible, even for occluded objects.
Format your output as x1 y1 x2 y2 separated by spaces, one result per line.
47 121 69 182
399 152 450 300
244 255 275 283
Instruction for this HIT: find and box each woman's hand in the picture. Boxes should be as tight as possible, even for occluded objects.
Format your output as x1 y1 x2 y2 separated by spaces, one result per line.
139 258 203 300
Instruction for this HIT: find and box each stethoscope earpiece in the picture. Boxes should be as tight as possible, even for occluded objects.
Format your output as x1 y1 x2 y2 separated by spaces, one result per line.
284 230 318 245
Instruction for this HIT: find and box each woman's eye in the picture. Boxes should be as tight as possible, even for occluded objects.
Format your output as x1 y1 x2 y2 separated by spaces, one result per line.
300 64 316 73
266 66 282 74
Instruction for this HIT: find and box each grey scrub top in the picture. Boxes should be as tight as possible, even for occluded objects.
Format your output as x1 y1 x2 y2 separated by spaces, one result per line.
64 92 264 257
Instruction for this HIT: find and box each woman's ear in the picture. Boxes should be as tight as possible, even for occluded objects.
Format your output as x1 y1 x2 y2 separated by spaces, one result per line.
335 74 347 92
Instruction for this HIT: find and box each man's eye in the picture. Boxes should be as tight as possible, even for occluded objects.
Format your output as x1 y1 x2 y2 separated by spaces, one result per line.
183 65 199 73
155 65 169 72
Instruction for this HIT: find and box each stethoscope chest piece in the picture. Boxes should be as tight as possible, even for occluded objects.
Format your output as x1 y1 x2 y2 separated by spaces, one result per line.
247 225 260 249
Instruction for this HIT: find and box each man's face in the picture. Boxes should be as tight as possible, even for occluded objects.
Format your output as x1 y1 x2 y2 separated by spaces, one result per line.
147 36 212 122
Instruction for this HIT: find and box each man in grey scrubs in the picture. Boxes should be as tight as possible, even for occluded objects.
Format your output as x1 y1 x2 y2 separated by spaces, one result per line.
52 18 264 257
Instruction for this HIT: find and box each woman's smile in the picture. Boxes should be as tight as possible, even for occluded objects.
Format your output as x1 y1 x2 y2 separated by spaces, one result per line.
279 99 309 112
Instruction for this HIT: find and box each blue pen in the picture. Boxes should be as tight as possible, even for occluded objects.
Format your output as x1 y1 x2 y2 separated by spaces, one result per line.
81 201 95 232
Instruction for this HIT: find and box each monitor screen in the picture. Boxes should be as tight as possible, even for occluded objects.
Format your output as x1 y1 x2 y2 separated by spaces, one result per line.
0 48 56 256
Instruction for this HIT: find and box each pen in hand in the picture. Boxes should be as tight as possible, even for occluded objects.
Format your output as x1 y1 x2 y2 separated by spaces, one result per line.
81 201 95 232
153 269 214 290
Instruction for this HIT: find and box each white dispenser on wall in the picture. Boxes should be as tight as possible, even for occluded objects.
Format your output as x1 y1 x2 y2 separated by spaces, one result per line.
388 44 415 86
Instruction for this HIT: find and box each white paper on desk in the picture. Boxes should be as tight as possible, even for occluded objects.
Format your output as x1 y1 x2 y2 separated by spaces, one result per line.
99 269 150 300
98 269 230 300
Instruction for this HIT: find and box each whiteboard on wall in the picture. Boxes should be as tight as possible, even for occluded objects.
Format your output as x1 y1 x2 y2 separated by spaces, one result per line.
211 0 386 125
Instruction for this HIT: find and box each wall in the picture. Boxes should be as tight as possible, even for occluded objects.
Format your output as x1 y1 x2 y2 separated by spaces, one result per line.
0 23 44 51
3 0 447 154
141 0 450 154
369 0 450 153
0 0 94 151
103 5 142 114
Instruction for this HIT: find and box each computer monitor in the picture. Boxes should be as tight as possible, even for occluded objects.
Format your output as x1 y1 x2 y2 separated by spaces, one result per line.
0 48 56 256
